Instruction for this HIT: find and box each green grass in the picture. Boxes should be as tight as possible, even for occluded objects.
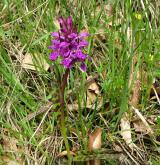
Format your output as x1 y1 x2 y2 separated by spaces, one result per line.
1 0 160 164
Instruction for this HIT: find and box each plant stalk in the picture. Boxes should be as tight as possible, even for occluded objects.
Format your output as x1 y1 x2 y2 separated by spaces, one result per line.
59 68 71 163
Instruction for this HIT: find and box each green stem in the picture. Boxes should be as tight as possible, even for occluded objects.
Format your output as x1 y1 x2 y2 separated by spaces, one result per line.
59 69 71 163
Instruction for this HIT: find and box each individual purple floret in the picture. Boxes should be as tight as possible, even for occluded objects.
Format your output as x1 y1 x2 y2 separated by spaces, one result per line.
49 16 89 71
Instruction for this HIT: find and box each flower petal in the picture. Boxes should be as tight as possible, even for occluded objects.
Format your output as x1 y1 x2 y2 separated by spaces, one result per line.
80 62 87 71
50 52 58 61
61 58 72 68
78 41 88 48
48 40 60 50
52 40 60 48
79 32 89 38
48 45 54 49
67 16 73 27
59 42 70 48
58 17 68 33
58 17 65 25
60 48 70 58
76 50 87 60
51 32 59 37
68 33 78 39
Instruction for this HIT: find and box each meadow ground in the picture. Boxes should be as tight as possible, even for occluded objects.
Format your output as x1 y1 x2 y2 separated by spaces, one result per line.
1 0 160 164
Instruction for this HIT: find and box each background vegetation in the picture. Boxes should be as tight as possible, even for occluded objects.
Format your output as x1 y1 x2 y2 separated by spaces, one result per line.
0 0 160 164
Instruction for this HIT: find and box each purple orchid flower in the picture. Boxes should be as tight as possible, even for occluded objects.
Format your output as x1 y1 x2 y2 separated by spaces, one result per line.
49 16 89 71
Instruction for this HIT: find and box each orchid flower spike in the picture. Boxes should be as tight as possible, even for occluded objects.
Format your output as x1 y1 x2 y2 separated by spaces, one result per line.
49 16 89 71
